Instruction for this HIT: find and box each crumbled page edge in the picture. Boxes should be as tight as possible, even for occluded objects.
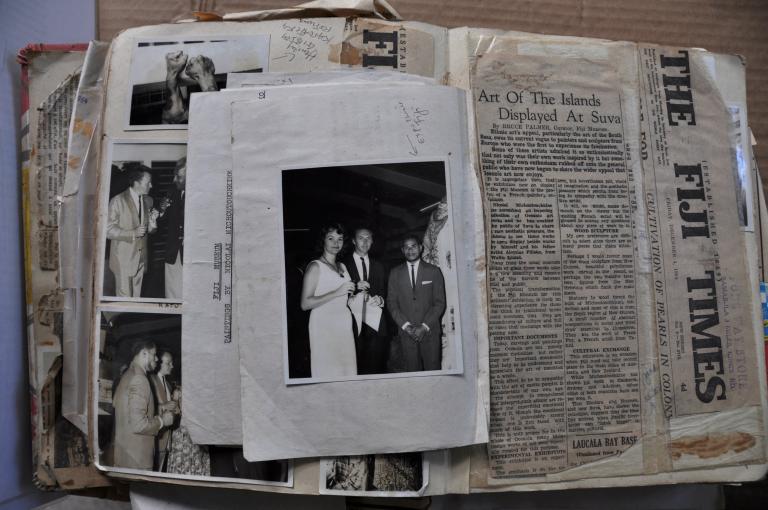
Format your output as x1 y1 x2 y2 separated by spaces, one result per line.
60 41 110 434
18 44 111 490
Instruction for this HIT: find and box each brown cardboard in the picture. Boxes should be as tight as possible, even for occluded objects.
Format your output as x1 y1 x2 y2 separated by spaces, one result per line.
97 0 768 191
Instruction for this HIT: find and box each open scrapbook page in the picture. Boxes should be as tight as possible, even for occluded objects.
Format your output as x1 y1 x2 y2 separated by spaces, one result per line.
20 1 767 495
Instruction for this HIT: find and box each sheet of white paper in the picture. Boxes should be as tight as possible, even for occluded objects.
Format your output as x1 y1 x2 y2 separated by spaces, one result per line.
348 292 382 332
130 483 345 510
183 73 436 445
60 41 109 432
230 84 487 461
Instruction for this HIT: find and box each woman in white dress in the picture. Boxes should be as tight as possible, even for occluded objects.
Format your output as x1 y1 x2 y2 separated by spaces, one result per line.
300 223 358 378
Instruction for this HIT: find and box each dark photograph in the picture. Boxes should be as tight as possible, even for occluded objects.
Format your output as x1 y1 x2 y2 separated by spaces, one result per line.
96 310 290 484
126 36 269 128
322 453 425 495
101 143 187 301
282 161 463 383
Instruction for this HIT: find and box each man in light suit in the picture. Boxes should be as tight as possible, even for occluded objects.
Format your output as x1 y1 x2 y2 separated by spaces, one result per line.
111 340 174 470
149 351 179 471
387 234 446 372
342 227 389 375
107 167 158 297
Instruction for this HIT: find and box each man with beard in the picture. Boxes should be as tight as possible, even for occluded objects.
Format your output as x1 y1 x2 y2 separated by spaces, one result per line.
111 340 174 470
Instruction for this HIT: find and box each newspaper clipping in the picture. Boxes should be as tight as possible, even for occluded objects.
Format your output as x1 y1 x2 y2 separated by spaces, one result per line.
638 46 763 468
472 42 648 478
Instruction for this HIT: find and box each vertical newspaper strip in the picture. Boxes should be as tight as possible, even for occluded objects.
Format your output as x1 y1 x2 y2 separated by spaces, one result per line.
34 71 79 272
472 43 648 477
638 47 761 424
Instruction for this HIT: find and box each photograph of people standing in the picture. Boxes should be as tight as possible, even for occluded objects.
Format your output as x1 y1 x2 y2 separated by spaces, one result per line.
281 161 462 383
97 311 290 483
102 143 187 301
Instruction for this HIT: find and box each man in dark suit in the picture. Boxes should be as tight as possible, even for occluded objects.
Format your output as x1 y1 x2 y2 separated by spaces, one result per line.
149 351 178 471
106 167 158 297
159 158 186 299
343 227 389 375
387 234 446 372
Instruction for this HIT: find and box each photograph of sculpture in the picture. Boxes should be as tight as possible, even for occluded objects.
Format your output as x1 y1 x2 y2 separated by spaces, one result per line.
321 453 426 496
95 309 291 484
126 36 269 129
281 161 464 384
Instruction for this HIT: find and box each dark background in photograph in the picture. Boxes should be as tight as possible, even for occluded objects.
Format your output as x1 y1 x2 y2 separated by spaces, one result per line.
97 312 181 457
281 162 446 378
128 41 262 125
97 312 288 481
104 160 178 298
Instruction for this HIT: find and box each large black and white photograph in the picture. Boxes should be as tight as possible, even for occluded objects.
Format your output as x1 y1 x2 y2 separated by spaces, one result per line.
100 143 187 302
281 161 463 384
126 36 269 129
95 310 291 485
320 453 426 496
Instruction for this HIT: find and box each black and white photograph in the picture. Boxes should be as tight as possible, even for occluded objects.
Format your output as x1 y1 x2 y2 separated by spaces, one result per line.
95 310 291 484
281 161 463 384
126 36 269 129
321 453 426 496
100 143 187 302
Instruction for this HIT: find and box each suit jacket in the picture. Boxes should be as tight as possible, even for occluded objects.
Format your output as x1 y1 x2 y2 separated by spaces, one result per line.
149 373 173 459
387 260 446 334
112 362 162 470
107 188 154 276
342 252 388 336
163 188 184 264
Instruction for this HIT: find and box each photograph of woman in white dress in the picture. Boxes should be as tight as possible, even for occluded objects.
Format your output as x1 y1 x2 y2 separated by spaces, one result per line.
281 162 462 383
300 223 358 378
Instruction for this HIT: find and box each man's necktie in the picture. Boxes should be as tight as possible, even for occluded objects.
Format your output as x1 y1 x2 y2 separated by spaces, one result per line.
410 263 416 299
361 257 368 281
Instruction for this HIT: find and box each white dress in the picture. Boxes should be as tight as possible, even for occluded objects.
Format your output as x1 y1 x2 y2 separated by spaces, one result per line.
308 260 357 378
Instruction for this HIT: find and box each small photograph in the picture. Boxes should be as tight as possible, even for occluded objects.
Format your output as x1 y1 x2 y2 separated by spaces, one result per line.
101 143 187 302
320 453 426 496
95 310 291 485
281 161 463 384
126 36 269 129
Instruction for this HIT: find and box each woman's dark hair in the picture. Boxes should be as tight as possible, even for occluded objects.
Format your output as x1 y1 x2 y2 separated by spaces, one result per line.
314 222 346 254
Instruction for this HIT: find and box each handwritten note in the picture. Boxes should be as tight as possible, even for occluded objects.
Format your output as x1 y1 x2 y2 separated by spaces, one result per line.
397 101 430 155
274 20 334 63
